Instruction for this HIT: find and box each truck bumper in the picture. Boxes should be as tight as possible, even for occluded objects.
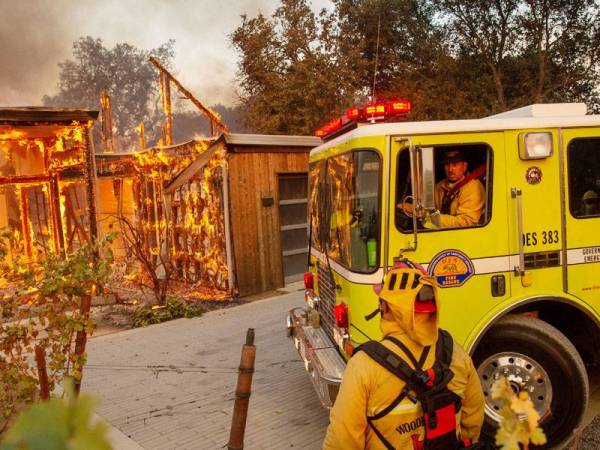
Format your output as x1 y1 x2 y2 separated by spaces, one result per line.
286 304 346 408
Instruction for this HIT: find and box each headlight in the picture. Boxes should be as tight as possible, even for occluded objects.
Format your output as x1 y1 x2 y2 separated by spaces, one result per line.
519 132 553 159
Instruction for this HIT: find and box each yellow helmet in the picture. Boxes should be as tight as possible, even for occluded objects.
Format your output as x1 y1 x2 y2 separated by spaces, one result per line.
583 190 599 202
378 265 439 346
379 267 437 313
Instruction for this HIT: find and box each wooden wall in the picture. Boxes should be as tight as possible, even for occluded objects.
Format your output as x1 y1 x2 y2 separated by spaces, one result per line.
228 148 309 297
97 177 136 258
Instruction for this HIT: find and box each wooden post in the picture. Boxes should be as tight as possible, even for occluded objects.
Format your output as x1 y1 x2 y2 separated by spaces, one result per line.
73 294 92 396
227 328 256 450
100 89 115 153
160 71 173 146
34 345 50 400
83 126 99 245
138 122 146 150
49 175 64 255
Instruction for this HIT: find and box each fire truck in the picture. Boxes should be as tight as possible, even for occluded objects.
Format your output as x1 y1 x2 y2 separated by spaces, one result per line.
287 101 600 448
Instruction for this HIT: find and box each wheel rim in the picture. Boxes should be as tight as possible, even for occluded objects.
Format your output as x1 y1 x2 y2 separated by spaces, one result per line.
477 352 553 423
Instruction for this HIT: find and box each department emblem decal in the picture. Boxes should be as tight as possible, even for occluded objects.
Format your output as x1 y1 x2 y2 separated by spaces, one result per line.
427 250 474 288
525 166 542 185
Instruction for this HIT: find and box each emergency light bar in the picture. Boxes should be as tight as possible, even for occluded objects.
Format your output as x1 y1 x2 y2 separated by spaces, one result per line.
315 98 411 139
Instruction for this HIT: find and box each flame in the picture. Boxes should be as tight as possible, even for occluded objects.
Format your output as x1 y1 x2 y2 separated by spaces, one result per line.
0 129 25 140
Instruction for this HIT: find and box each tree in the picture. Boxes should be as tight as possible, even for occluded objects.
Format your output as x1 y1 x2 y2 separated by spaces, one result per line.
435 0 600 111
43 37 175 149
231 0 360 134
232 0 600 129
331 0 492 119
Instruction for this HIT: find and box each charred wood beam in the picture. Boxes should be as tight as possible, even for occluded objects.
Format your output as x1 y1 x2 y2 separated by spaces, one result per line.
148 56 228 135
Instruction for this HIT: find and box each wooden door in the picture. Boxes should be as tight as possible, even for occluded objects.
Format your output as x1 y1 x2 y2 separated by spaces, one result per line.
278 173 309 283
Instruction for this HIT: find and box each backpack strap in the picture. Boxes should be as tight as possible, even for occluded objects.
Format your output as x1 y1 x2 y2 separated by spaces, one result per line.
356 341 416 383
384 335 430 369
436 329 454 366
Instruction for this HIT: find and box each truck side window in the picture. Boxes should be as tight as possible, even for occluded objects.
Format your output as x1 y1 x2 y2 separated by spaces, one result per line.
325 150 381 273
567 138 600 219
395 144 492 232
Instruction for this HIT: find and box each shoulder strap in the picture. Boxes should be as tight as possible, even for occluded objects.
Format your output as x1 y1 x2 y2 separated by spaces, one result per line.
384 336 425 369
436 329 454 366
355 341 415 383
446 163 487 198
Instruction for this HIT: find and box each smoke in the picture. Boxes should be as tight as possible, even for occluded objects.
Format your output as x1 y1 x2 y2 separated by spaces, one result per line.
0 1 78 105
0 0 331 107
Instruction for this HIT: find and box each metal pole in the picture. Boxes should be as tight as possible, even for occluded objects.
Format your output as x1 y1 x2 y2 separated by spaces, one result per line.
227 328 256 450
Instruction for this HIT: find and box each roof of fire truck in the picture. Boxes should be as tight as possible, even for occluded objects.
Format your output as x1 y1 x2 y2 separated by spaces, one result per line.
311 103 600 155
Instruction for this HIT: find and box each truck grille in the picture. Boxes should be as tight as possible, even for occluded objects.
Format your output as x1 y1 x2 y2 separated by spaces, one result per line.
317 261 336 342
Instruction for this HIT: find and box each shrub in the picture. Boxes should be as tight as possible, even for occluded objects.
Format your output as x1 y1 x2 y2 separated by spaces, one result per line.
131 297 203 327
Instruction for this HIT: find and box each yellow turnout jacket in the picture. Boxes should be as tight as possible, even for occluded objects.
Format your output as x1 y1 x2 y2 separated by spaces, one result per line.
323 320 484 450
434 178 485 228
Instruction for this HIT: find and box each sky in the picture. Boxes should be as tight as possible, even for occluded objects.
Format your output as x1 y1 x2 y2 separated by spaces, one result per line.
0 0 331 108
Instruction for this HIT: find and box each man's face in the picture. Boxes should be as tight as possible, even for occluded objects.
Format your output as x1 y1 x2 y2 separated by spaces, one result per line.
444 160 468 183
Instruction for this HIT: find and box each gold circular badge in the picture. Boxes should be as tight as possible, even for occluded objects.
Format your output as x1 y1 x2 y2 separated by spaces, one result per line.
526 166 542 185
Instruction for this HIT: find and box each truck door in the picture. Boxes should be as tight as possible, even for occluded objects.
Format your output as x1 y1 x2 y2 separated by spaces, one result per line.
388 132 510 347
503 130 564 299
562 128 600 304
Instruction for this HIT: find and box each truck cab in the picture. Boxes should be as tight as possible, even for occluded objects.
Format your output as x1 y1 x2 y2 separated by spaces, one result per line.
287 102 600 448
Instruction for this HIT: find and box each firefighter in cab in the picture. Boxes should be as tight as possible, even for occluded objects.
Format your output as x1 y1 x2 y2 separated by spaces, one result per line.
323 262 485 450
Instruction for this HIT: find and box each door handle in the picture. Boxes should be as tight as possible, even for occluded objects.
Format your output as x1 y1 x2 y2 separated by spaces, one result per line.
511 187 525 276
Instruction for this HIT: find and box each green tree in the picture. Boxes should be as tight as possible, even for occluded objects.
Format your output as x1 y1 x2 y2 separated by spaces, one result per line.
331 0 491 119
231 0 360 134
233 0 600 128
436 0 600 111
43 36 175 149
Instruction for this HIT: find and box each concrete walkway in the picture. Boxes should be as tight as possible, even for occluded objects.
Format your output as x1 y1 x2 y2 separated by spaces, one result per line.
83 284 329 450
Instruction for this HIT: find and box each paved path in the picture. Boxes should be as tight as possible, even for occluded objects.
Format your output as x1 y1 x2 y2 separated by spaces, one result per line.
83 284 329 450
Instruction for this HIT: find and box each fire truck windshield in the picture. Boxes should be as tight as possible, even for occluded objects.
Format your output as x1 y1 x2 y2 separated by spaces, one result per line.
309 149 381 273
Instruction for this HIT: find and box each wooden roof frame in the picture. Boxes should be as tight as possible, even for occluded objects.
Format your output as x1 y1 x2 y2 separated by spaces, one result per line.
0 107 99 124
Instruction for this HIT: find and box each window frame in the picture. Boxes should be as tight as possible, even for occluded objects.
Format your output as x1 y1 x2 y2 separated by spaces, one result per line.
309 147 383 274
566 137 600 220
394 143 494 234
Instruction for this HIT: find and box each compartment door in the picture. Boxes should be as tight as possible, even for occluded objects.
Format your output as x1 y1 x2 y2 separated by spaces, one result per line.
504 129 563 298
562 129 600 305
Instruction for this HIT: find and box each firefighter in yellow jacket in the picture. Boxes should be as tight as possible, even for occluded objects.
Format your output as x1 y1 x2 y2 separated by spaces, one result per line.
433 149 485 228
323 263 485 450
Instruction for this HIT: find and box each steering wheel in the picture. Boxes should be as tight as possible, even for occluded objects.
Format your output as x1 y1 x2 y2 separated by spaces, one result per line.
396 195 417 230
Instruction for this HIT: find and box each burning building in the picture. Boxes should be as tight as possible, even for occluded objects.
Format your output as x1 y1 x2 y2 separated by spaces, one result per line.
0 108 99 261
163 133 320 297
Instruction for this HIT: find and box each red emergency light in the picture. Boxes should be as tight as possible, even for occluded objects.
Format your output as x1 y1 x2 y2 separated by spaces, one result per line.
333 303 349 329
388 99 411 115
346 107 362 120
315 98 411 139
365 102 386 118
303 272 314 290
315 117 343 137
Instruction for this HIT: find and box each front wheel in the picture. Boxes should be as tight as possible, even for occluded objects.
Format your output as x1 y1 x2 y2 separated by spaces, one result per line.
473 315 588 449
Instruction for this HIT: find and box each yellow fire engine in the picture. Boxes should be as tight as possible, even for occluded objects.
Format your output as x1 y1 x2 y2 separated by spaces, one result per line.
287 102 600 448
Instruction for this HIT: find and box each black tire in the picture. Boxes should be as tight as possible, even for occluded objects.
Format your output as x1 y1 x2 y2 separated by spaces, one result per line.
473 315 588 449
